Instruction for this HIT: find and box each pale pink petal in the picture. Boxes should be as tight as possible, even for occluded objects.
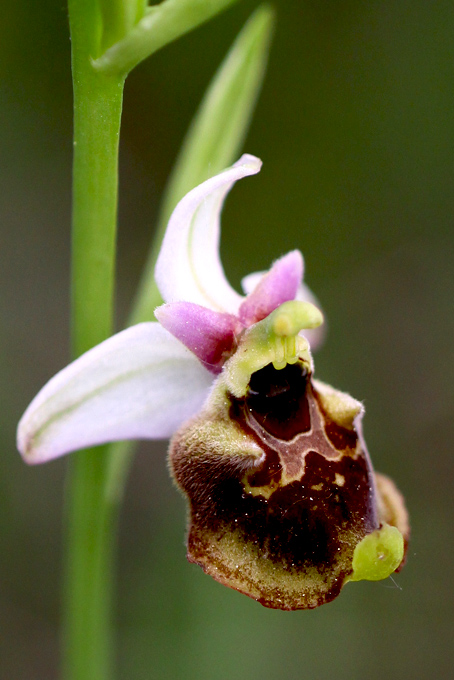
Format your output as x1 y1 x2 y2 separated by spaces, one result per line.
242 263 326 351
155 302 242 373
155 154 262 313
17 324 213 464
238 250 303 326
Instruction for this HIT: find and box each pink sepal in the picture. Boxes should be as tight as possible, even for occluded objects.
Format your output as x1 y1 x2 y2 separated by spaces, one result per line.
238 250 303 326
155 302 242 374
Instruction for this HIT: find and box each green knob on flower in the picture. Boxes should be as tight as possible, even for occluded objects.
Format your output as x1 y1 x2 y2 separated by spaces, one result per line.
224 300 323 397
349 523 405 583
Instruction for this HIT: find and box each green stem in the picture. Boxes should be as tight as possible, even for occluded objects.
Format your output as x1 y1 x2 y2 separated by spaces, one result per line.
63 2 125 679
63 447 118 680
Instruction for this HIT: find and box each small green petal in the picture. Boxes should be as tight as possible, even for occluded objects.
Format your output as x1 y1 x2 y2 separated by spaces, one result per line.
349 523 404 582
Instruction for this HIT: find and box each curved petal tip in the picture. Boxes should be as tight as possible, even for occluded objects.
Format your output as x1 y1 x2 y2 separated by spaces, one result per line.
155 155 262 313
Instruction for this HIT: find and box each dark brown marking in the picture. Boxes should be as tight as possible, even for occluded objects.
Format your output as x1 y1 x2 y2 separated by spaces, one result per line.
169 362 384 609
232 364 361 481
246 363 311 440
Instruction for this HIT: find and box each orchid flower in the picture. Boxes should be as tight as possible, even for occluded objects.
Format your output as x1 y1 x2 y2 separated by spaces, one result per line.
17 154 409 610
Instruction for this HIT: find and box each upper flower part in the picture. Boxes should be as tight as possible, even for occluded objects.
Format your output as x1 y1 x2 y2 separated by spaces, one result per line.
17 154 322 464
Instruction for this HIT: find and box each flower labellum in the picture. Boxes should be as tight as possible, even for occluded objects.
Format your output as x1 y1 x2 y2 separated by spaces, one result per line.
17 154 409 609
170 301 409 609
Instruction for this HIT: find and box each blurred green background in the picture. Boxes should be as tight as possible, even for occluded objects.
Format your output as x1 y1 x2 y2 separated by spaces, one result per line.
1 0 453 678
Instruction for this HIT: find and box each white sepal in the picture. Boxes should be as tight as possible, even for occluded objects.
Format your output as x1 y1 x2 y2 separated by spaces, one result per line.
17 323 213 464
155 154 262 313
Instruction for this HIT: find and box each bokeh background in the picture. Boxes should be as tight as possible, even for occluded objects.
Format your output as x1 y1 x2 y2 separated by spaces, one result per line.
1 0 453 678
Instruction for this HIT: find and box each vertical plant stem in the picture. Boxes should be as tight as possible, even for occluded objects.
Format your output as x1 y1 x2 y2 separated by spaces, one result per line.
64 2 125 679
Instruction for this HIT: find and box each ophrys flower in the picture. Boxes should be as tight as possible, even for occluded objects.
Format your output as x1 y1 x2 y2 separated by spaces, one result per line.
17 154 409 609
